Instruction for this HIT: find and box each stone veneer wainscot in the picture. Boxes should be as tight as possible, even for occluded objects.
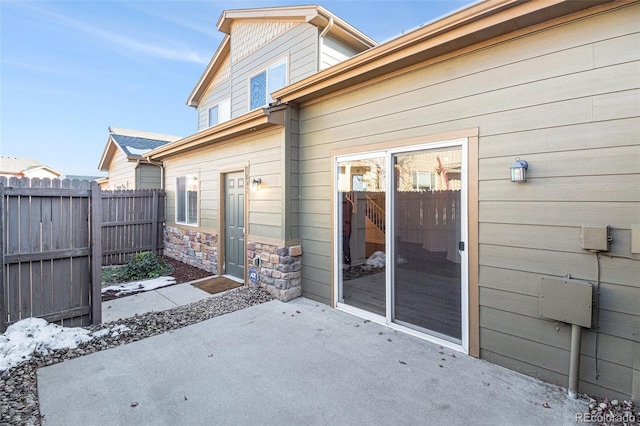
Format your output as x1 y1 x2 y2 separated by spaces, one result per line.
163 226 218 273
247 242 302 302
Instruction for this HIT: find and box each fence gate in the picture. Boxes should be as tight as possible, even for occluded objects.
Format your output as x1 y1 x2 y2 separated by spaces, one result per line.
0 177 102 331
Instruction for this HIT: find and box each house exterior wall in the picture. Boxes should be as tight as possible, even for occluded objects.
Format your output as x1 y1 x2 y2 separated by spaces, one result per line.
105 150 135 190
295 3 639 401
135 163 162 189
195 23 319 131
22 169 60 180
320 34 361 70
162 126 285 261
197 78 231 131
230 23 318 118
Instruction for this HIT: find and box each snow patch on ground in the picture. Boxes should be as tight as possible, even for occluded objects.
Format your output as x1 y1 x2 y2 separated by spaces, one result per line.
365 251 407 268
366 251 386 268
101 276 177 296
91 324 131 339
0 318 93 372
1 277 175 372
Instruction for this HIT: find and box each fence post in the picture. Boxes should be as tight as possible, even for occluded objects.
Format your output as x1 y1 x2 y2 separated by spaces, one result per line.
152 190 159 254
90 182 102 324
0 180 6 332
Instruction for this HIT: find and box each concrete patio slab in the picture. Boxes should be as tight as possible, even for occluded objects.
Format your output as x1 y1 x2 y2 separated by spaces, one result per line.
38 297 588 425
101 281 211 323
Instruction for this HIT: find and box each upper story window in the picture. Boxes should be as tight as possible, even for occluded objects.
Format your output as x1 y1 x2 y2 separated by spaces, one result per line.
208 98 231 127
249 58 287 110
176 175 198 226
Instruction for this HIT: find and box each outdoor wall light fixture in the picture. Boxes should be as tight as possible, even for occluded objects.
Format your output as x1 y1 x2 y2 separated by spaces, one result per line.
510 157 528 182
251 178 262 192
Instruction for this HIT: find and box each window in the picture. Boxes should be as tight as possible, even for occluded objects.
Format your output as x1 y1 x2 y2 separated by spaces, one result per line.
208 98 231 127
176 175 198 225
249 58 287 110
412 171 434 190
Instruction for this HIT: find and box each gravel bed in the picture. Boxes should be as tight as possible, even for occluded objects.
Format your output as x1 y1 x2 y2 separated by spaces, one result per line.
0 286 273 425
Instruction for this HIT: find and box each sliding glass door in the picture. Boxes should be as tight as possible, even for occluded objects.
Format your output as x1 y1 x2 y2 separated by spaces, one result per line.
335 140 467 349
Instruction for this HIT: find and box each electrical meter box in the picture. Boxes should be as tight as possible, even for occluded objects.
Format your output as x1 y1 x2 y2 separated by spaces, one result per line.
539 276 593 328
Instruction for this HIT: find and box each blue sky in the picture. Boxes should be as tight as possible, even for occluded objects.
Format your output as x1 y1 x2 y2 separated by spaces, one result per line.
1 1 470 176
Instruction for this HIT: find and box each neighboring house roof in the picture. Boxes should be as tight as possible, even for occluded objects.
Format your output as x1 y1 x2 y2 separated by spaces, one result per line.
98 127 182 171
0 156 62 178
64 175 105 181
274 0 619 105
186 4 378 107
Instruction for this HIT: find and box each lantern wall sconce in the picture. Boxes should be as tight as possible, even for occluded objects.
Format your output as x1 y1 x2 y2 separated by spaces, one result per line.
510 157 528 182
251 178 262 192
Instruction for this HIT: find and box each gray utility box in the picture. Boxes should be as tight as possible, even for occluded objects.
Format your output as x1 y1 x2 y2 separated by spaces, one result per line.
539 277 593 328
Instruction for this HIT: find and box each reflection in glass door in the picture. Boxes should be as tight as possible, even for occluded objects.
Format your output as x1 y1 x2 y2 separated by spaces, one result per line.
337 155 386 316
392 147 462 342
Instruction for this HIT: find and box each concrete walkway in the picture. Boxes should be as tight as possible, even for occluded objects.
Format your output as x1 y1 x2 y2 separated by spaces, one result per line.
101 279 213 322
38 297 588 425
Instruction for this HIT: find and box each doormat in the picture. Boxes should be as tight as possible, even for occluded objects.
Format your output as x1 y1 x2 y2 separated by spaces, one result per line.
191 276 243 294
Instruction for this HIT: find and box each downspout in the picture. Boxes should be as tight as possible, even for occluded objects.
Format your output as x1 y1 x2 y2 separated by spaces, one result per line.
320 17 334 38
318 17 334 70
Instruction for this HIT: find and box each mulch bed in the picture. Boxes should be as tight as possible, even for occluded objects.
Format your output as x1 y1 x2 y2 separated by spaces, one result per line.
102 256 215 302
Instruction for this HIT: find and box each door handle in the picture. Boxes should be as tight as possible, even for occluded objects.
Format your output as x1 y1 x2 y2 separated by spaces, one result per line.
458 241 465 252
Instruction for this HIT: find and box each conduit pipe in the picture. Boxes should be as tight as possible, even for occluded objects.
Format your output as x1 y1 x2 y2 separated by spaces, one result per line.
568 323 582 399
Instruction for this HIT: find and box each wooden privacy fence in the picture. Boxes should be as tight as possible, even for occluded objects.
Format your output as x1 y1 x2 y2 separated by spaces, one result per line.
0 177 165 331
101 189 165 265
395 190 461 263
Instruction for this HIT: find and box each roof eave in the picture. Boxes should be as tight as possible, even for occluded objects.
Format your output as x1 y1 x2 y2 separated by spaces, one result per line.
312 5 378 50
97 136 128 171
24 166 62 177
217 5 319 34
97 137 116 171
187 36 231 107
274 0 619 105
217 5 377 49
147 110 278 160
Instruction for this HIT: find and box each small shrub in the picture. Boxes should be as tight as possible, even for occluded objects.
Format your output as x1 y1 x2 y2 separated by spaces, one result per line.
120 252 173 282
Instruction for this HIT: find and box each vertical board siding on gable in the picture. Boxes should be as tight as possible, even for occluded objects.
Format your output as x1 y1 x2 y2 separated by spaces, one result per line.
163 128 283 239
230 24 318 118
135 163 161 189
296 3 640 400
198 79 232 131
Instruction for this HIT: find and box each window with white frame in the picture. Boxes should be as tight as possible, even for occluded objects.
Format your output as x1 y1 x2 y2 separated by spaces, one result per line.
176 175 198 225
249 58 287 110
208 98 231 127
